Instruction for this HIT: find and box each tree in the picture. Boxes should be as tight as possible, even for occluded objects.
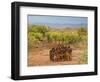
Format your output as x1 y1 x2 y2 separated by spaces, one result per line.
28 25 49 37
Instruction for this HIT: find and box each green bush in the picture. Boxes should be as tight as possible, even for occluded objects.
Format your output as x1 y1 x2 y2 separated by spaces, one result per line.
28 25 87 49
28 25 49 36
77 27 87 36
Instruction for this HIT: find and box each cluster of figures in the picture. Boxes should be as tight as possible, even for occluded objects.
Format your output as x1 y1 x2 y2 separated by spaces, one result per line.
49 44 72 62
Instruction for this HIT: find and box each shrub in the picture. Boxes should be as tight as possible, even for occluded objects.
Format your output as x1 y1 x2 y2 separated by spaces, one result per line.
77 27 87 36
78 50 88 64
28 25 49 36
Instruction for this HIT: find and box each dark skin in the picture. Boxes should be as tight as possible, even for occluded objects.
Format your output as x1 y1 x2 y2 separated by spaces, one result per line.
49 44 72 62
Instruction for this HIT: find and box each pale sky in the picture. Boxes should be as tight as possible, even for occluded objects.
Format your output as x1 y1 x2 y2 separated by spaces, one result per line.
28 15 87 28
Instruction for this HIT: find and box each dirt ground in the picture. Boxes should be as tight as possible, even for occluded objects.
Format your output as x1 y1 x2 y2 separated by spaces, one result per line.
28 47 87 66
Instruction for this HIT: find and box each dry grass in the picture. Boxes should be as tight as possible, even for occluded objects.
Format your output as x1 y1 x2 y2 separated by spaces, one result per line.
28 42 87 66
28 27 88 66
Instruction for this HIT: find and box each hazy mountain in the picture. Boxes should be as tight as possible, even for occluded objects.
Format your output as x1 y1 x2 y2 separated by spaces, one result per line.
32 23 87 28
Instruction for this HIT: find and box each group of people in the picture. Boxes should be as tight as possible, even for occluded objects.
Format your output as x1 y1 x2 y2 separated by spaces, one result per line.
49 44 72 62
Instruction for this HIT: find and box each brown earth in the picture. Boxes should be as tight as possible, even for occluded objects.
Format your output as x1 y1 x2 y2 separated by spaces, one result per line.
28 47 86 66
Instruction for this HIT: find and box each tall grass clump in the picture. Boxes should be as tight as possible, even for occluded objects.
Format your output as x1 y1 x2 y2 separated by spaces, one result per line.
78 50 88 64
